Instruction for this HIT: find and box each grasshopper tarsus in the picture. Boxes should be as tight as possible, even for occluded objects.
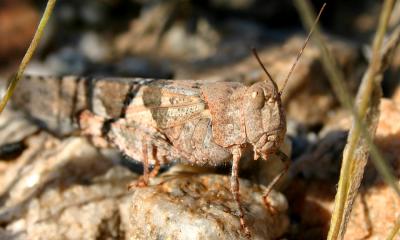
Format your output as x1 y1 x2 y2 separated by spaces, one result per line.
128 177 148 189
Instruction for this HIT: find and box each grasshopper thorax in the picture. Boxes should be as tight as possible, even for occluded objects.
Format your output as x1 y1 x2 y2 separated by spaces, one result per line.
243 80 286 161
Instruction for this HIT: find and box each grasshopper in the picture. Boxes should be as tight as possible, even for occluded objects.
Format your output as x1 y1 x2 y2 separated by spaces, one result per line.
10 6 324 237
11 69 285 237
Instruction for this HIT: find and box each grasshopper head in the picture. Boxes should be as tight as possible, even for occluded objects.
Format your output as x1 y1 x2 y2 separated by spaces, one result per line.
243 80 286 161
243 2 323 160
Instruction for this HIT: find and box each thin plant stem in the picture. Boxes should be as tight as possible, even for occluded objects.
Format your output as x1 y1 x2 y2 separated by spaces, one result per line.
0 0 57 114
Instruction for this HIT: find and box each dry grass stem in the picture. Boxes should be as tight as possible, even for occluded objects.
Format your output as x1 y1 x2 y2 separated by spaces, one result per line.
0 0 57 114
386 215 400 240
294 0 400 239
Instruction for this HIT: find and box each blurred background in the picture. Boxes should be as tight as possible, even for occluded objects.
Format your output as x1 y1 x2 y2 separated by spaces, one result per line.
0 1 397 73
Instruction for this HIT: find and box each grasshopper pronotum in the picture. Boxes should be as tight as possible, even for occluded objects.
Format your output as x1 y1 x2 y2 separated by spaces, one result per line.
11 5 325 237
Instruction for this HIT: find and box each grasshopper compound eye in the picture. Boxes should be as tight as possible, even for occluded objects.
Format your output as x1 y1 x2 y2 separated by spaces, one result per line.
251 88 265 109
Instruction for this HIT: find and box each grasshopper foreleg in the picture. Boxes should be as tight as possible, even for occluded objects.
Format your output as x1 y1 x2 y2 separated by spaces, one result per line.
262 150 289 213
231 146 251 238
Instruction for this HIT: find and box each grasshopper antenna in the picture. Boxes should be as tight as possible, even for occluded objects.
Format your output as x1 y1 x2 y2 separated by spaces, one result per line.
252 48 277 87
279 3 326 95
